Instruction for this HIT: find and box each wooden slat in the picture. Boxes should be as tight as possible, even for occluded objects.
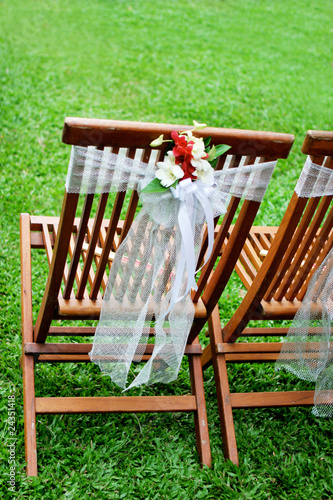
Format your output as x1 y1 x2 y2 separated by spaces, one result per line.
34 193 80 343
225 353 281 362
42 223 54 267
233 228 272 291
76 193 109 299
117 150 140 245
48 326 96 336
64 193 94 299
85 225 103 299
66 234 84 296
38 355 92 362
264 198 320 301
90 190 126 299
57 295 207 319
297 231 333 300
230 391 316 408
30 230 50 248
35 396 197 414
295 211 333 300
216 342 284 353
37 354 153 363
47 326 177 336
237 246 258 281
284 197 333 301
249 231 267 257
240 327 290 336
53 224 71 290
201 343 213 370
234 259 253 290
24 342 202 355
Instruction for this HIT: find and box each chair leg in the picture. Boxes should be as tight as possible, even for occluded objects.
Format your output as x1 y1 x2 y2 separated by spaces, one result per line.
20 214 38 475
188 339 211 467
208 307 239 465
22 353 38 476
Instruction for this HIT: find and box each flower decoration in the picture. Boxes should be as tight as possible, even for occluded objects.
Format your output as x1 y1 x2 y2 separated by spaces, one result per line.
142 121 231 193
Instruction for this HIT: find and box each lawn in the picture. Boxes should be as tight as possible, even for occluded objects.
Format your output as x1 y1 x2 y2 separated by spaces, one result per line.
0 0 332 498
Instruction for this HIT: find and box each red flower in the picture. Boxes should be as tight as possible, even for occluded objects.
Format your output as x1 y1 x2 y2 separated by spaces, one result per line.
171 131 197 181
181 159 197 180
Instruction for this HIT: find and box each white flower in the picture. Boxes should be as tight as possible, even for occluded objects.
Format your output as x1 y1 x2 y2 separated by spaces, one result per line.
182 132 208 162
192 137 207 159
194 153 215 185
189 136 211 173
196 164 215 184
155 151 184 187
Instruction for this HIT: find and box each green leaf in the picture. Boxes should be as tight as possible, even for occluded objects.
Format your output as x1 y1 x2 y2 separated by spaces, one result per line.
210 158 218 169
141 177 169 193
204 136 212 148
214 144 231 158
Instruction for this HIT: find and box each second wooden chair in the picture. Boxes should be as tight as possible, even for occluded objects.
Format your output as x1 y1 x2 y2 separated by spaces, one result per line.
202 130 333 465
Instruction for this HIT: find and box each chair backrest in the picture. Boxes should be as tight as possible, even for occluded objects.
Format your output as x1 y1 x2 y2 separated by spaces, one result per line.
33 118 294 343
222 130 333 343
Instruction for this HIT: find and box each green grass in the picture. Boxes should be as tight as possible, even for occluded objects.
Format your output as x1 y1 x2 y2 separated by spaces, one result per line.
1 0 333 498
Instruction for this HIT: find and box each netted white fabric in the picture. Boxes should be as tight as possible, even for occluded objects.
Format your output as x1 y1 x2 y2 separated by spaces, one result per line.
276 156 333 417
66 145 276 390
295 156 333 198
66 145 158 194
276 252 333 417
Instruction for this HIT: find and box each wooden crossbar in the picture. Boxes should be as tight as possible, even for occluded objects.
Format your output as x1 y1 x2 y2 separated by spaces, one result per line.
35 396 197 414
24 342 202 355
229 391 316 408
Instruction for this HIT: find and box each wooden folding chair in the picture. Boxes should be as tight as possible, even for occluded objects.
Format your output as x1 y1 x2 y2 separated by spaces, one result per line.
20 117 294 476
202 130 333 465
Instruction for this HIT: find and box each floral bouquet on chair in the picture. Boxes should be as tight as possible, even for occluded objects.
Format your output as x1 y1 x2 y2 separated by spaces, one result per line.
143 121 230 193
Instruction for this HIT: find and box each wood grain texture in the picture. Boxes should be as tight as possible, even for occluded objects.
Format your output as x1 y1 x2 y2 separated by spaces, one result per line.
20 214 38 476
62 117 294 158
35 396 197 414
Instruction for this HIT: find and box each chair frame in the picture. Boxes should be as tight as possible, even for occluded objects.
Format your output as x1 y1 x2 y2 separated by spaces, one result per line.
20 117 294 475
202 130 333 465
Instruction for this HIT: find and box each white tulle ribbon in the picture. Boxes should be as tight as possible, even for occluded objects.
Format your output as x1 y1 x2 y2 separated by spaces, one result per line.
65 145 276 389
295 156 333 198
168 178 217 312
276 156 333 417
